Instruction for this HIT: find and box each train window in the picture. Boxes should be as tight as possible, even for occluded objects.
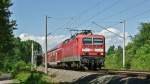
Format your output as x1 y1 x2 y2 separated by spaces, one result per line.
83 38 92 45
93 38 103 45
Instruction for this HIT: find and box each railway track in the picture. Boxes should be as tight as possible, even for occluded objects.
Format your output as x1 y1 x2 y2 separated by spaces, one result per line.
48 67 150 78
37 67 150 83
97 69 150 78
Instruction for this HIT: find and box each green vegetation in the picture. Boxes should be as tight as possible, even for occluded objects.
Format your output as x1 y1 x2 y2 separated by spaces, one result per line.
15 71 52 84
105 46 122 69
0 71 2 76
15 71 31 83
0 0 16 72
0 0 53 83
105 23 150 71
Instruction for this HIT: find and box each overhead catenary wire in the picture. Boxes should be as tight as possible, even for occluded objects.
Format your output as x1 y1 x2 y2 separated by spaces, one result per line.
76 0 104 18
50 17 74 35
69 0 104 26
52 0 121 33
49 0 149 36
92 21 123 38
99 0 149 20
51 0 105 35
76 0 122 28
126 8 150 21
92 21 123 33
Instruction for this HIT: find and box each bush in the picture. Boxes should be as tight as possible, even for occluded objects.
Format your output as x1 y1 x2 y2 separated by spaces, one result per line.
15 71 52 84
15 71 31 83
3 59 14 72
14 61 31 71
0 71 2 76
105 54 122 69
131 54 150 71
11 61 31 77
131 44 150 71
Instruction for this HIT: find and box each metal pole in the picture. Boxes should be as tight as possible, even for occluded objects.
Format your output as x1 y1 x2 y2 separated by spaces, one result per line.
45 16 48 74
123 20 126 68
34 51 37 69
31 42 34 70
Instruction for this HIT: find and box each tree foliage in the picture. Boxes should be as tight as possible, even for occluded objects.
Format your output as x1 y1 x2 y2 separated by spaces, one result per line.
0 0 16 71
107 45 115 56
105 23 150 70
0 1 52 83
0 0 43 72
12 38 43 63
105 46 122 69
0 0 16 53
128 23 150 70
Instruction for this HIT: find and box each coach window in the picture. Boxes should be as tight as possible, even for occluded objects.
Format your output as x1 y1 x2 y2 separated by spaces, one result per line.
83 38 92 45
93 38 103 45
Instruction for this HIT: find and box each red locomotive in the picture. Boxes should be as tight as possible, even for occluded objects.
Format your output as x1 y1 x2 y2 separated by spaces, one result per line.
47 30 105 70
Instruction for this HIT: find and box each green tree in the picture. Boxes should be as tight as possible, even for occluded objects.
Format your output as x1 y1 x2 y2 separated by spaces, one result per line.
105 46 122 69
107 45 115 55
0 0 16 71
105 23 150 70
131 43 150 70
21 40 42 63
126 23 150 70
13 39 43 63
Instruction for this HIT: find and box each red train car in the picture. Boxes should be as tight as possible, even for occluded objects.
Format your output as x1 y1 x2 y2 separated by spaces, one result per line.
47 30 105 70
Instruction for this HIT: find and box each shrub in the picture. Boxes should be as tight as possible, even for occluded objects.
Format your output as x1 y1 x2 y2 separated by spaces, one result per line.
14 61 31 71
15 71 53 84
11 60 31 77
15 71 31 83
0 71 2 76
131 44 150 71
105 54 122 69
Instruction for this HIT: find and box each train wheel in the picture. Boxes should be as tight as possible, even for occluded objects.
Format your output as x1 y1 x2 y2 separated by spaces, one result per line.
75 63 80 70
83 66 88 70
67 63 72 70
47 63 51 68
99 64 102 70
80 64 88 71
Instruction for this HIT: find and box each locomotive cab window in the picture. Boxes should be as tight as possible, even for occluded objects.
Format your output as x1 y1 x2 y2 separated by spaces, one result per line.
83 38 92 45
93 38 103 45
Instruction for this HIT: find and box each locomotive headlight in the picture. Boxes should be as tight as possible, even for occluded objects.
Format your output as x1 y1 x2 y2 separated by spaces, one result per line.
95 49 103 52
82 48 91 52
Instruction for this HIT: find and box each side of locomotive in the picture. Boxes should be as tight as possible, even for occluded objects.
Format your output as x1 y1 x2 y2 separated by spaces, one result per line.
47 32 105 70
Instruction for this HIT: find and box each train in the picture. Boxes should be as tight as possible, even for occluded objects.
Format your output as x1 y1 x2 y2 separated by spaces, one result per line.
46 30 105 70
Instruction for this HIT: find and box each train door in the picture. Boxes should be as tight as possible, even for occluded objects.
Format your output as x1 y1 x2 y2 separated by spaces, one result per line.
56 49 62 62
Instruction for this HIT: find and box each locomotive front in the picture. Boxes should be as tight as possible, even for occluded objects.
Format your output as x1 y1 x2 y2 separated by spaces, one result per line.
79 35 105 69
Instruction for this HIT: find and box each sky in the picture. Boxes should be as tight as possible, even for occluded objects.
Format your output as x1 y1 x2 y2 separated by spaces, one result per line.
10 0 150 51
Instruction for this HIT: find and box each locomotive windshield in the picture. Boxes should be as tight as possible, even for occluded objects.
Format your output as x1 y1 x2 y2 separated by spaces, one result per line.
93 38 103 45
83 38 92 45
83 38 103 45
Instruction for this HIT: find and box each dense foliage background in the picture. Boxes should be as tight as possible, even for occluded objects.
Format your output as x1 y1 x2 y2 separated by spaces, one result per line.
105 23 150 70
0 0 53 83
0 0 43 72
